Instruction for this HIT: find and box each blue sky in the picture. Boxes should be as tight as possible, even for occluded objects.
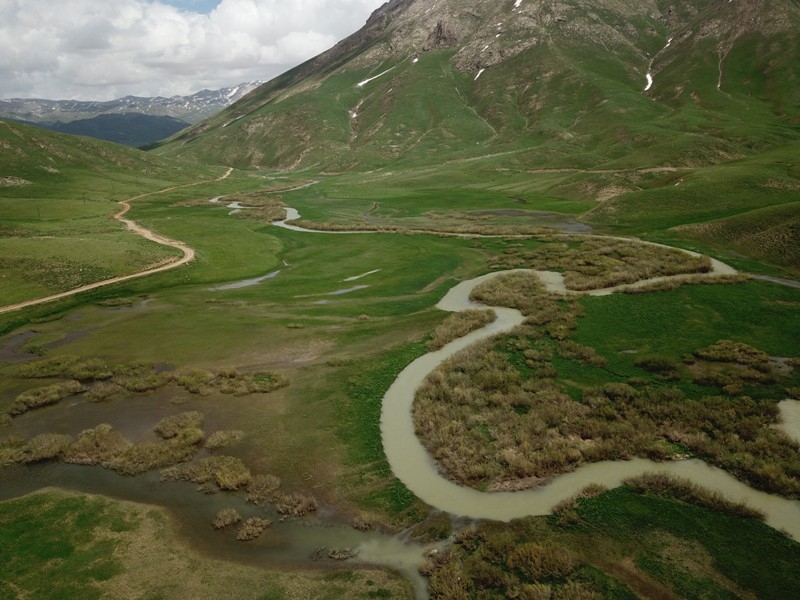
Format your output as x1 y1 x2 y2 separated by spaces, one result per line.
159 0 221 14
0 0 385 100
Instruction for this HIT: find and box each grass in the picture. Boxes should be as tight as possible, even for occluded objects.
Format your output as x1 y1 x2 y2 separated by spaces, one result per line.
337 340 432 525
423 481 800 599
413 248 800 494
0 119 228 307
0 490 413 599
3 45 800 596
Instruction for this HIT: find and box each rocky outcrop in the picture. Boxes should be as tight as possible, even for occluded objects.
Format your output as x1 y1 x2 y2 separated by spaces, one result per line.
423 21 458 50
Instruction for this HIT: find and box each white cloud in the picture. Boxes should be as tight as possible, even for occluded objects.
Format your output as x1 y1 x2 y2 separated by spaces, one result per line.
0 0 386 100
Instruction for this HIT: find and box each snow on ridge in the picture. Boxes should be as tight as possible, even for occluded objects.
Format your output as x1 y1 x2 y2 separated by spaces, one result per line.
357 66 395 88
514 0 523 8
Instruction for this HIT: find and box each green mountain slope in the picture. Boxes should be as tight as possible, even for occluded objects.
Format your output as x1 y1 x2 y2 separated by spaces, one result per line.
150 0 800 274
153 0 799 172
0 119 223 306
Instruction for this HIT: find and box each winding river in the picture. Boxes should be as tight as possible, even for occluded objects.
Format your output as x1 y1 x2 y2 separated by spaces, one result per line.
271 207 800 541
2 203 799 600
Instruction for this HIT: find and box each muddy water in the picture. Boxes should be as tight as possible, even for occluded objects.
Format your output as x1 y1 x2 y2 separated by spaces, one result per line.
209 270 281 291
778 400 800 443
382 270 800 541
0 463 430 596
274 208 374 235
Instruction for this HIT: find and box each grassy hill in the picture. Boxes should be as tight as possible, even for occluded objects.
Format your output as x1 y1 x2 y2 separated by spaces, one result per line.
0 120 232 306
148 0 800 274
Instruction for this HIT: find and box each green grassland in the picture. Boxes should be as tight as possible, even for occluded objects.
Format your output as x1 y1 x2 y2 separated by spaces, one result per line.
425 481 800 599
0 490 411 599
3 5 800 595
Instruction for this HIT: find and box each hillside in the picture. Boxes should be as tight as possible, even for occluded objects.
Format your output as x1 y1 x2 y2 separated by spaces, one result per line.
154 0 800 172
151 0 800 275
35 114 190 148
0 119 224 306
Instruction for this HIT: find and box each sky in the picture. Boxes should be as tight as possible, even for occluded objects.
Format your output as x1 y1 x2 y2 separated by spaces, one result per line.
0 0 386 101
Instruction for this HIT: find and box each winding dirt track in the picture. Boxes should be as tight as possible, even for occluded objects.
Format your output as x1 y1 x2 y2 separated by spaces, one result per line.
0 168 232 315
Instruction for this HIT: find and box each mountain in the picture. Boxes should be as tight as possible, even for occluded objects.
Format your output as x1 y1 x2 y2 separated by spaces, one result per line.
0 82 264 126
0 118 208 191
153 0 800 174
33 114 191 148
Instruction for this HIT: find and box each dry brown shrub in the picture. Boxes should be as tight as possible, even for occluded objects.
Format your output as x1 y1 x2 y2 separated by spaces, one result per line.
427 309 496 350
236 517 272 541
175 368 215 394
17 433 73 463
471 271 546 314
10 380 87 415
84 381 125 402
161 455 252 491
64 424 131 465
68 358 114 381
154 411 204 439
246 474 282 504
213 507 242 529
15 355 79 378
507 542 579 581
274 492 318 516
205 430 245 450
694 340 769 365
113 362 171 392
106 427 204 475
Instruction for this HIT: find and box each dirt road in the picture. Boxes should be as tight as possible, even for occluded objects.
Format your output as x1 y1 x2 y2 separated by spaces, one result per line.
0 168 232 315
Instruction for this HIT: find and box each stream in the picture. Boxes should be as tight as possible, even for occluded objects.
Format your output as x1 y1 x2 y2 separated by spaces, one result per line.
272 208 800 543
381 269 800 540
2 206 799 600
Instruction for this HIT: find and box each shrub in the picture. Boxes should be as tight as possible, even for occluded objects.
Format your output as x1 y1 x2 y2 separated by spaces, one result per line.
17 433 73 463
507 542 579 581
175 368 215 395
16 355 79 378
161 455 252 491
694 340 769 365
205 430 245 450
213 508 242 529
84 381 125 402
0 435 23 466
154 411 204 439
427 310 496 350
114 363 171 392
635 355 679 374
625 473 764 519
68 358 114 381
274 492 318 516
64 424 131 465
236 517 272 541
0 414 11 428
106 427 204 476
246 474 282 504
10 381 87 415
412 512 453 542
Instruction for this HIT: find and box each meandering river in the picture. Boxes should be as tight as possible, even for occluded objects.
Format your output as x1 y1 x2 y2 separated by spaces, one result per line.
2 204 799 600
271 206 800 541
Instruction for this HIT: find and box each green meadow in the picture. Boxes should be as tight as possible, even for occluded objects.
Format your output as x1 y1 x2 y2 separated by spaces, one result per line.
2 25 800 595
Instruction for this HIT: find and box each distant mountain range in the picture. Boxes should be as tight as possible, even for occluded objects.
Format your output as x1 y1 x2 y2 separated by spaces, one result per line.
0 82 263 147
